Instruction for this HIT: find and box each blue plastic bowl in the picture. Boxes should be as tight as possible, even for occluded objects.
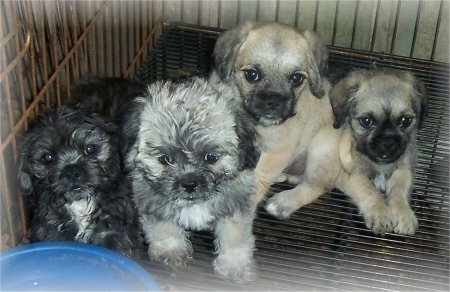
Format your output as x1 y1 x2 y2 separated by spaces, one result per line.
0 241 159 291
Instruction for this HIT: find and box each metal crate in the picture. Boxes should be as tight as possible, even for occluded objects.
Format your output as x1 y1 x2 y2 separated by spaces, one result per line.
133 22 449 291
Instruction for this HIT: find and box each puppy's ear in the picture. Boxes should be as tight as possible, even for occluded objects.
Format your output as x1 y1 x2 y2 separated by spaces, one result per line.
414 77 428 129
235 110 260 170
329 74 360 128
120 97 147 169
212 22 254 81
17 159 33 195
303 30 328 98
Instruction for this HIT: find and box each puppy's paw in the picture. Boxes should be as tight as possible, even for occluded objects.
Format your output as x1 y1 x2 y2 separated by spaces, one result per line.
92 231 136 256
362 204 393 235
389 203 418 235
148 239 193 269
213 250 255 284
265 192 299 219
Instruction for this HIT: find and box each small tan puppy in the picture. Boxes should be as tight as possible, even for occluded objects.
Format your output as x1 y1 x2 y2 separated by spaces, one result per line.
210 21 333 207
267 68 427 235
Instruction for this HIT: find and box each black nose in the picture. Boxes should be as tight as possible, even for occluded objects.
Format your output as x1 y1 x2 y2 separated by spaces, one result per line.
180 174 200 193
61 165 85 183
257 90 291 112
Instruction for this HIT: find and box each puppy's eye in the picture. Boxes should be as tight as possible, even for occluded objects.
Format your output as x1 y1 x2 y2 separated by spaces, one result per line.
399 116 413 128
290 73 305 87
358 116 375 128
42 152 55 163
158 154 174 165
243 69 260 83
84 144 97 155
204 153 219 164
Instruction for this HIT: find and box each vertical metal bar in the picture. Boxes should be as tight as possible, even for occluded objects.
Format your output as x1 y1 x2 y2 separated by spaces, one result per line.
275 0 280 22
120 0 127 76
11 4 28 129
151 0 157 45
49 1 61 106
0 9 16 160
115 1 122 76
198 0 203 25
25 1 38 115
81 1 88 76
143 0 149 59
105 3 113 76
294 0 300 28
127 3 135 75
181 0 185 23
135 1 141 70
255 0 260 21
430 0 444 61
332 0 340 46
314 0 319 32
70 1 80 80
0 151 15 247
237 0 241 24
409 0 422 58
217 0 222 27
98 3 106 76
350 0 360 49
61 0 71 99
370 0 381 52
38 1 50 109
390 0 401 55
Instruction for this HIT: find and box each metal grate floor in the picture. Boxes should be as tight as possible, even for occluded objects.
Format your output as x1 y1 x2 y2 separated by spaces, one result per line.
133 23 449 291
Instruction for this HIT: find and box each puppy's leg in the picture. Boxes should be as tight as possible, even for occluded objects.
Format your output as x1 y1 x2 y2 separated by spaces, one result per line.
213 211 256 283
266 182 327 219
266 139 337 219
386 167 418 235
141 217 193 268
253 152 295 205
338 174 393 235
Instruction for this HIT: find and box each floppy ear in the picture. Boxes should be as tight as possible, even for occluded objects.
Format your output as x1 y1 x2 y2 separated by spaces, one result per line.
119 97 147 171
329 74 360 129
235 110 260 170
414 78 428 129
17 159 33 195
303 30 328 98
212 22 254 81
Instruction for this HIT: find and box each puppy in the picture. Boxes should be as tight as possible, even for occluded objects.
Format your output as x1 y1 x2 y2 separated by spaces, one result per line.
266 68 427 235
210 21 333 206
69 75 146 122
18 106 142 256
122 77 258 282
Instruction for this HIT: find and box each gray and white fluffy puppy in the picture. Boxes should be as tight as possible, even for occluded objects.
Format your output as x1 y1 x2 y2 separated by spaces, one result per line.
18 106 142 257
121 77 258 283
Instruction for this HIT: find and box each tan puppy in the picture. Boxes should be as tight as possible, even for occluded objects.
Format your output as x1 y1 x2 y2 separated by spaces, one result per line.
267 68 427 235
210 21 333 207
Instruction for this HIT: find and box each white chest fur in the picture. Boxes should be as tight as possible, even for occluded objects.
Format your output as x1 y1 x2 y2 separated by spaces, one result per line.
177 202 215 230
65 199 97 241
373 173 388 194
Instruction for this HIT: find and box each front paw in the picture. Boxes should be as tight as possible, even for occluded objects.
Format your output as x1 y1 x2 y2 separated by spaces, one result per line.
213 251 255 284
265 193 298 219
389 203 418 235
148 239 193 269
362 204 393 235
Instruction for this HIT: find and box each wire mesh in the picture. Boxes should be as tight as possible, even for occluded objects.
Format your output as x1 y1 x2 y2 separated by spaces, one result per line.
133 22 449 291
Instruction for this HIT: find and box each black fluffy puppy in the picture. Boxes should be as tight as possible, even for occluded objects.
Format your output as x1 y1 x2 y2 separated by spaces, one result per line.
69 75 146 122
18 106 142 256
